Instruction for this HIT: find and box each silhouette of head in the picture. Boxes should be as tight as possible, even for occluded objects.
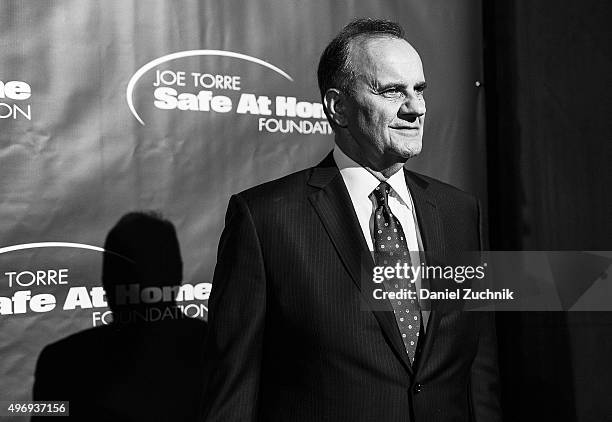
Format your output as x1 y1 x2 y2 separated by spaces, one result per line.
102 211 182 315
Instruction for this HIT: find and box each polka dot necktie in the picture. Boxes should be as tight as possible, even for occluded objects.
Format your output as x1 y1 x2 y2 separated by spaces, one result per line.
372 181 421 363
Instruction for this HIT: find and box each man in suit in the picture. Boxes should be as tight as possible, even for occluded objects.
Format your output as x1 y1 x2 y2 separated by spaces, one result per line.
202 18 501 421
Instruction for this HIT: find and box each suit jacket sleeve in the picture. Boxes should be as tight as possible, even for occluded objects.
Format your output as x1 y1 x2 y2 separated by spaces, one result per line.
201 194 266 421
469 198 502 422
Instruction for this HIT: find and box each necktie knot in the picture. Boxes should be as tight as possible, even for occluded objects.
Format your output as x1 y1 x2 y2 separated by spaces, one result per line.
373 182 392 207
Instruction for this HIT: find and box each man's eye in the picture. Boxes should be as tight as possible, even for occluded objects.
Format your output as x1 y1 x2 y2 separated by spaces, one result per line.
381 89 404 98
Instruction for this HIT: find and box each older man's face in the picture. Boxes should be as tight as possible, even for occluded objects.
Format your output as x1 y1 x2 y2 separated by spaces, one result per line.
343 37 426 165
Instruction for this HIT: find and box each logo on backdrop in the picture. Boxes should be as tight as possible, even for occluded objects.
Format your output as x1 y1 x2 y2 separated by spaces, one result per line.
0 242 210 326
0 80 31 120
126 50 332 135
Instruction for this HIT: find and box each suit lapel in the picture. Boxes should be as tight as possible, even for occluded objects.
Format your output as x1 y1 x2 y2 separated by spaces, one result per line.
404 170 446 373
404 170 445 256
307 153 413 373
307 155 369 291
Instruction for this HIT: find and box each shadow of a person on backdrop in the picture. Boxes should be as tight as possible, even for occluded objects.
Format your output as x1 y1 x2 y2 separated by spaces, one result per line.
32 211 208 422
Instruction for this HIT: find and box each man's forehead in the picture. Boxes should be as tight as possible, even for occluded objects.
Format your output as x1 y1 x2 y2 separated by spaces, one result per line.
350 36 424 81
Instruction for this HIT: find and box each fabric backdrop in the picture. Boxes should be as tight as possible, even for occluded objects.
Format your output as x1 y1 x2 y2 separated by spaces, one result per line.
0 0 484 407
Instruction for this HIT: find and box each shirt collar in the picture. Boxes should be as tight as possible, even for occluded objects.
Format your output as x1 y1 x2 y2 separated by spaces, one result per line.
386 164 412 210
333 145 412 210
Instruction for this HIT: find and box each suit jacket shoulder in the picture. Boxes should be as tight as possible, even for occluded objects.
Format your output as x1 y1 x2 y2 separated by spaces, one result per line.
237 167 315 204
404 169 483 252
405 169 478 207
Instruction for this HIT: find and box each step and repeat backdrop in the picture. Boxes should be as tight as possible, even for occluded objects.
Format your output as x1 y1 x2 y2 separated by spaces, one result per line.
0 0 484 405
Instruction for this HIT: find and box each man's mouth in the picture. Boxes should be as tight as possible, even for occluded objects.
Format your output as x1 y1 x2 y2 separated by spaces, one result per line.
390 126 420 132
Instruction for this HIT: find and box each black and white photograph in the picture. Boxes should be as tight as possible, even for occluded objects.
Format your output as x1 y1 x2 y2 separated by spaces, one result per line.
0 1 610 421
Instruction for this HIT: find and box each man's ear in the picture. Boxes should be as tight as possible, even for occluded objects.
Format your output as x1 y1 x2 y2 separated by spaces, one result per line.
323 89 348 127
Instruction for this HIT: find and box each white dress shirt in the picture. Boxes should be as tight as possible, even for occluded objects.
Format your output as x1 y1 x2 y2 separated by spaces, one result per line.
334 145 429 329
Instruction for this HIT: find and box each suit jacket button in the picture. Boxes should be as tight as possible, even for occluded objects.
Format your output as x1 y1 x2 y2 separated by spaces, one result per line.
413 383 423 394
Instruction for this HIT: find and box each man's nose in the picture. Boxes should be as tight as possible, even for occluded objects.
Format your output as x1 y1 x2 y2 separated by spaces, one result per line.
398 94 426 118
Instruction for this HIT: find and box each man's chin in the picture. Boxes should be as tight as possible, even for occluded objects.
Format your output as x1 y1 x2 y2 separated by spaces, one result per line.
400 140 422 159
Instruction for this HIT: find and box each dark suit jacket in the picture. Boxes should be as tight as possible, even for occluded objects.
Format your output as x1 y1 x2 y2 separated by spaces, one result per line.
202 153 501 422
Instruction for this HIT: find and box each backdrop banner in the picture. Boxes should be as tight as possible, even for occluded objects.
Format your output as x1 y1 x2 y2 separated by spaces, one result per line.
0 0 484 407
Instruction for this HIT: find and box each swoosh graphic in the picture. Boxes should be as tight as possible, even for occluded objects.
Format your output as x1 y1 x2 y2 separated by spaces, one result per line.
126 50 294 125
0 242 133 262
